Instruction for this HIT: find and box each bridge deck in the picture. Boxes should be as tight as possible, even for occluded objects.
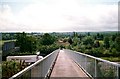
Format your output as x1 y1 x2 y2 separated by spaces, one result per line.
50 50 89 78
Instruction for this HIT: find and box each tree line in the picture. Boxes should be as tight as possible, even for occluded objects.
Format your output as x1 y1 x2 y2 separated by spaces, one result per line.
2 31 120 78
65 32 120 57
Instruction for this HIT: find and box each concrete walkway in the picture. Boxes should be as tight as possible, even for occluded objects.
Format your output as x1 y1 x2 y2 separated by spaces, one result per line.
50 50 89 78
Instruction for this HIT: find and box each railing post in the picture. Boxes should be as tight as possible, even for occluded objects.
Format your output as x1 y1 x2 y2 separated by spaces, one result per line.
95 59 97 78
118 66 120 79
85 56 87 70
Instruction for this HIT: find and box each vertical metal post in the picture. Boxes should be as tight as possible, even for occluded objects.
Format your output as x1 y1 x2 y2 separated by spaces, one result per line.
30 69 32 79
95 59 97 78
117 67 118 79
85 56 87 70
118 66 120 79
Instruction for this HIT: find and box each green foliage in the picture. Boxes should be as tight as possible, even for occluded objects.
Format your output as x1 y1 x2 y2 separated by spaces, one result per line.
72 37 80 46
82 36 94 46
111 35 116 41
38 44 59 56
16 32 37 53
94 40 100 48
104 36 110 49
115 36 120 52
2 33 17 40
103 50 110 55
101 57 120 62
67 32 120 59
2 60 28 78
92 48 103 57
96 33 104 40
63 38 68 43
79 45 86 52
78 34 84 40
73 32 78 37
2 61 21 78
68 38 73 44
2 31 120 62
84 49 92 54
65 45 72 50
87 32 90 36
40 33 55 45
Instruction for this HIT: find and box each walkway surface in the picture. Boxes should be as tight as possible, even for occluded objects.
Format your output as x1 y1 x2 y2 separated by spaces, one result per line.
50 50 89 77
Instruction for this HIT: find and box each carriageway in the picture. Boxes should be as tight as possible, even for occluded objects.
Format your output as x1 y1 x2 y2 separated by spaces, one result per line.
10 49 120 79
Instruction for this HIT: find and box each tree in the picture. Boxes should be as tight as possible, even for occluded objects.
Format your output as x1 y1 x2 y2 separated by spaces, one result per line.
94 40 100 48
68 38 73 44
38 44 59 55
104 36 110 49
100 34 104 40
16 32 37 53
73 32 78 37
115 36 120 52
97 33 100 39
96 33 103 40
87 32 90 36
41 33 55 45
111 35 116 41
78 34 83 40
26 36 37 53
82 36 94 46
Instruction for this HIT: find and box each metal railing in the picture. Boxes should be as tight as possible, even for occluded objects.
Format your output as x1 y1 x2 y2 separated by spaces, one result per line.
9 49 60 79
64 49 120 79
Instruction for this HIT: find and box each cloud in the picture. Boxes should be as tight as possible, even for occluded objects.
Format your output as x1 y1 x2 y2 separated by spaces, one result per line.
0 0 118 32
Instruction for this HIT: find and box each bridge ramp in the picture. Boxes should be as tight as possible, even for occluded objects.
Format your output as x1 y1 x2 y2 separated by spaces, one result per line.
50 50 89 78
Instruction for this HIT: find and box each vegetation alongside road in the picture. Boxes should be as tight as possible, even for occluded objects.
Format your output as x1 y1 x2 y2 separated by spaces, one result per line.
101 57 120 62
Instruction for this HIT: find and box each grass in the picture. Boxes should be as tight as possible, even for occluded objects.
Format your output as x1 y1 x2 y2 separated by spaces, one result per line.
101 57 120 62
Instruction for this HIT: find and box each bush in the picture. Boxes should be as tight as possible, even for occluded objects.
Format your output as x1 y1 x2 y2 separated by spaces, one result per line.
84 49 92 55
111 48 120 56
38 44 59 56
82 36 94 46
79 45 86 52
2 61 21 78
92 48 103 57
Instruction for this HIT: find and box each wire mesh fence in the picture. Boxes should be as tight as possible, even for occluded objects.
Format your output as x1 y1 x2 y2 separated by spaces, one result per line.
64 49 120 79
9 49 60 79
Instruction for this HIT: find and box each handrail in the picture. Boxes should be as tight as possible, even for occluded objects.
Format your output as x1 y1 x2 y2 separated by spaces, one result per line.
9 49 120 78
64 49 120 78
9 49 60 79
75 51 120 67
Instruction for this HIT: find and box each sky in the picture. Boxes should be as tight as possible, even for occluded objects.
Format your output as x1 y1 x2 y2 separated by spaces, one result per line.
0 0 119 32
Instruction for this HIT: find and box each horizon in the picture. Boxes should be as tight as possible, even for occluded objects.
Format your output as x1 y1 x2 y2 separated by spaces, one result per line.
0 31 119 34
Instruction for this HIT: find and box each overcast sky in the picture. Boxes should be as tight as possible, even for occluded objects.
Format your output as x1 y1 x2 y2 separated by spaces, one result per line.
0 0 119 32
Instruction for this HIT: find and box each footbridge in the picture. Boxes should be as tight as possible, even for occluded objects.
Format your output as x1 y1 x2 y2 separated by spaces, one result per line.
10 49 120 79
